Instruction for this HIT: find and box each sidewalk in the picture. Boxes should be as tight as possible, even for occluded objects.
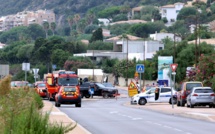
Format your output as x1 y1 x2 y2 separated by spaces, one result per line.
41 100 91 134
116 86 215 122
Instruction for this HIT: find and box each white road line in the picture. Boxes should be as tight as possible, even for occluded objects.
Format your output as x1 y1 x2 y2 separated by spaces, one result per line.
153 123 162 126
132 118 142 120
110 111 118 114
174 128 182 132
163 125 172 129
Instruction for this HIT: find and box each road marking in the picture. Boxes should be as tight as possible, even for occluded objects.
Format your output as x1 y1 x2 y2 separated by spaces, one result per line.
153 123 162 126
49 112 65 115
132 118 142 120
163 125 172 129
186 112 214 116
174 128 182 132
110 111 118 114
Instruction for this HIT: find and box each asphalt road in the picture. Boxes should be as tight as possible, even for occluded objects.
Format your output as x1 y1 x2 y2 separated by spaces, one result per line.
57 96 215 134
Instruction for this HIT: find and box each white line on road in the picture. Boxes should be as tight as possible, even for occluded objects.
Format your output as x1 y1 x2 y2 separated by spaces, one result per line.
174 128 182 132
132 118 142 120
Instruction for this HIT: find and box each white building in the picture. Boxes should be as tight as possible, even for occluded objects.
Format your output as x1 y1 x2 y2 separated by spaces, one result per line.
98 18 110 26
74 40 164 61
150 32 182 42
0 42 6 49
160 2 184 26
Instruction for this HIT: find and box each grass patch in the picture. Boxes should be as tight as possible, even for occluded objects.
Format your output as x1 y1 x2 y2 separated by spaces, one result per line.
0 75 75 134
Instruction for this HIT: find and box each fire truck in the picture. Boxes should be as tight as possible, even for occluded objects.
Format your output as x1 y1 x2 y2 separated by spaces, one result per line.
45 70 79 101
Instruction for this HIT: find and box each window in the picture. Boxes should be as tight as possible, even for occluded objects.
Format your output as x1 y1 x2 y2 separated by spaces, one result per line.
194 88 213 93
159 47 162 50
161 88 171 93
64 87 76 92
186 83 202 91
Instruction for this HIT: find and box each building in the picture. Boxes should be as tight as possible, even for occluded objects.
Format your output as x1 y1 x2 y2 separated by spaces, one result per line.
131 6 144 18
160 2 184 26
150 32 182 42
98 18 110 26
110 19 147 25
0 42 6 49
74 40 164 62
0 10 55 31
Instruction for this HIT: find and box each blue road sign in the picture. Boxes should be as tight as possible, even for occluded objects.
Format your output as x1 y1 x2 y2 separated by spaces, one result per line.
136 64 144 73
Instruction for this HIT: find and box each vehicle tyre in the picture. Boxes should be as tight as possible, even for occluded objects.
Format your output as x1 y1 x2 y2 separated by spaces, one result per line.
55 101 61 107
75 103 81 107
180 99 185 107
170 98 177 104
85 94 91 98
209 104 213 108
177 100 181 106
138 98 146 105
190 104 194 108
80 92 84 98
103 93 109 99
186 104 190 108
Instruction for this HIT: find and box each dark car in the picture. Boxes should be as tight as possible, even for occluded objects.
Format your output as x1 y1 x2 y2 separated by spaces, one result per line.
55 86 81 107
80 82 118 98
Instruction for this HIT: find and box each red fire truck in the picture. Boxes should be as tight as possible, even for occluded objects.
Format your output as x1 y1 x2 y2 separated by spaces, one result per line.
45 70 79 101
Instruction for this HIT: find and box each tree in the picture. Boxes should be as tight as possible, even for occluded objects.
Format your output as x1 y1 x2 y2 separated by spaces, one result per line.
50 22 56 36
27 24 46 40
51 49 70 69
88 40 113 50
42 22 49 38
89 28 103 43
67 15 74 31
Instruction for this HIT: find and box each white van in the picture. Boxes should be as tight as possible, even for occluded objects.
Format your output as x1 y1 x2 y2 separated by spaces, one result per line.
131 87 177 105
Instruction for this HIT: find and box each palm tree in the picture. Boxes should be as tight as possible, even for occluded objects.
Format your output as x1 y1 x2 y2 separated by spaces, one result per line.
43 21 49 38
73 14 81 31
50 22 56 36
67 15 74 31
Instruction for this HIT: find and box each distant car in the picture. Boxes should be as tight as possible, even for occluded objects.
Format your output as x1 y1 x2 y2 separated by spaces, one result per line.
35 82 47 98
186 87 215 108
55 86 81 107
11 81 29 88
177 81 203 107
131 87 177 105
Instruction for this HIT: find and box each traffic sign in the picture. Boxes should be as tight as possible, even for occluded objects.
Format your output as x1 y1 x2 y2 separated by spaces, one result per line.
32 68 39 74
170 64 178 72
136 64 144 73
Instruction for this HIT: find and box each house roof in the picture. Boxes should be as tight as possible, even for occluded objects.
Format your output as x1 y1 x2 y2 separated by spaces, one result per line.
80 40 89 45
132 6 144 11
188 38 215 45
110 19 147 25
106 34 142 41
161 2 184 8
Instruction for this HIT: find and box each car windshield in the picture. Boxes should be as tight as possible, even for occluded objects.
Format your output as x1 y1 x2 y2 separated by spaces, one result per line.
194 88 213 93
96 83 105 88
64 87 76 92
38 83 46 87
102 83 114 87
58 78 78 86
186 83 202 91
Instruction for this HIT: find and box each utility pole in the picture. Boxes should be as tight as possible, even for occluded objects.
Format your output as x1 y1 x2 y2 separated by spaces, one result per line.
195 15 198 66
92 50 95 81
143 39 145 87
126 38 128 86
174 34 176 63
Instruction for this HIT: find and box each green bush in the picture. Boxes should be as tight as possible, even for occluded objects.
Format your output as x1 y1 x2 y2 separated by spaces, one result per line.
0 75 74 134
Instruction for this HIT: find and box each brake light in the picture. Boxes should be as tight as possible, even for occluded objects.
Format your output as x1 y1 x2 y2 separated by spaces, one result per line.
192 94 198 96
210 93 215 96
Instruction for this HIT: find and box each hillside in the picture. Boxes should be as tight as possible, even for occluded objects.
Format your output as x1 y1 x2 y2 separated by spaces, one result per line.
0 0 186 17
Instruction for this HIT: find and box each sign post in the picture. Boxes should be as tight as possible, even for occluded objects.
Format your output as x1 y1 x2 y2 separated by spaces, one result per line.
22 63 30 81
170 63 178 109
136 64 144 93
33 68 39 83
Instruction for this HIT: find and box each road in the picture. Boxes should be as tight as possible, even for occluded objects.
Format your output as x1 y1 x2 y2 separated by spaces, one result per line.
55 88 215 134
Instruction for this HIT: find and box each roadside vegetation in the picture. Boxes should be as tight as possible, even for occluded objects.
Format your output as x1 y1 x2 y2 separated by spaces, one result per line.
0 76 74 134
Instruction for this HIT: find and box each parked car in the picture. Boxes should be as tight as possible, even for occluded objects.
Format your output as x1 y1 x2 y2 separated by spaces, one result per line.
55 86 81 107
176 81 203 107
186 87 215 108
11 81 29 88
131 87 177 105
80 82 118 98
35 82 47 98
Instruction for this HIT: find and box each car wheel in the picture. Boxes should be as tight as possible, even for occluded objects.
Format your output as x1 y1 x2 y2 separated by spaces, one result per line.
186 103 190 108
209 104 213 108
138 98 146 105
190 104 194 108
75 103 81 107
80 92 84 98
180 99 185 107
177 100 181 106
85 94 90 98
103 93 109 99
55 101 60 107
170 98 176 104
